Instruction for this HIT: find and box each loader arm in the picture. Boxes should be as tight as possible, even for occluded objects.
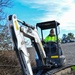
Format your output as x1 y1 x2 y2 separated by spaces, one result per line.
7 14 46 75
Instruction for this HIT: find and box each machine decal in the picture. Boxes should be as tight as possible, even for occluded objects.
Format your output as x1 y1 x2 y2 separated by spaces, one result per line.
51 55 58 58
14 21 19 30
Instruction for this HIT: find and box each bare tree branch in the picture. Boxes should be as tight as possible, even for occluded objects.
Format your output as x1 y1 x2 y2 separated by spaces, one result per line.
0 0 12 20
0 0 12 7
0 0 13 50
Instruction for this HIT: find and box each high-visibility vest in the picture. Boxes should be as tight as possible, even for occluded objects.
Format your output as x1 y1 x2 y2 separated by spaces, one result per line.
44 35 57 43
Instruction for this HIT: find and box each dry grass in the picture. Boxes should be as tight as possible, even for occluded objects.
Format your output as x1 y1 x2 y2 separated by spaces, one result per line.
0 50 23 75
0 49 36 75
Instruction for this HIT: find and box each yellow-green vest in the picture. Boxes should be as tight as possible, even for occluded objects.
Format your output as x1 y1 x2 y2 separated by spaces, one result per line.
44 35 57 43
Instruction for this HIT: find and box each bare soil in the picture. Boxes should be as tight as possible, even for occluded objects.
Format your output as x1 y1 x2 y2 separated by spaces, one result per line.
0 50 23 75
0 43 75 75
0 47 36 75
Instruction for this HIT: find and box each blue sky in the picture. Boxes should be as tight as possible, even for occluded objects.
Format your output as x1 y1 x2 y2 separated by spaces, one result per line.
6 0 75 38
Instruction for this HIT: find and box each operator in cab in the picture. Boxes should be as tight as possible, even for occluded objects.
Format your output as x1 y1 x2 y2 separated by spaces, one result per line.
44 29 57 43
44 29 62 55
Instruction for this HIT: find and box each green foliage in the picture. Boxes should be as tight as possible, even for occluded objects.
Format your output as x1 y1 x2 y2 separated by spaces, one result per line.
67 33 74 39
71 66 75 71
62 34 67 39
62 33 74 39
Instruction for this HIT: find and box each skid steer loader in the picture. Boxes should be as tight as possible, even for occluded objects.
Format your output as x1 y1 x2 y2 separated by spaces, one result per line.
7 14 75 75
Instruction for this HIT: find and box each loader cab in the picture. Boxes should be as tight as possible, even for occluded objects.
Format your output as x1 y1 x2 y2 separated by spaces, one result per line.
36 20 66 67
36 20 60 48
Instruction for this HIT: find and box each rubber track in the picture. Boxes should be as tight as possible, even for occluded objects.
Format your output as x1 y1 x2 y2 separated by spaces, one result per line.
43 64 75 75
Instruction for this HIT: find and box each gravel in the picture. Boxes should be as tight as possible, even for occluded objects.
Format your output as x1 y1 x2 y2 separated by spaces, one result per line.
61 42 75 65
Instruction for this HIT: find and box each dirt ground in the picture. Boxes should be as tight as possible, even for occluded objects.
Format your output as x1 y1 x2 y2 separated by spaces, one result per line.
0 42 75 75
61 42 75 65
0 50 23 75
0 47 36 75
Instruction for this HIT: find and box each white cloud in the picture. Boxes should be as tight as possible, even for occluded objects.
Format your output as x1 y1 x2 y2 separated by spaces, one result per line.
17 0 75 31
59 4 75 30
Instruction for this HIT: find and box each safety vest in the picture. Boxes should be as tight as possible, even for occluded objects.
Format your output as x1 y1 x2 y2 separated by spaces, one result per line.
44 35 57 43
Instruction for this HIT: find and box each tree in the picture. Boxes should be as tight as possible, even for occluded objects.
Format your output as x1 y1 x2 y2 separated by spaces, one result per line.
0 0 12 20
67 33 74 39
61 33 75 43
0 0 12 50
62 34 67 40
0 25 12 50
